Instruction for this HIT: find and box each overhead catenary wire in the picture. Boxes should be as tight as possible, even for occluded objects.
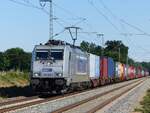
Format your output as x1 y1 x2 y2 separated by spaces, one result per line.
8 0 150 39
20 0 69 25
9 0 68 24
7 0 150 62
53 1 97 33
98 0 127 33
41 0 98 37
88 0 121 33
97 0 150 38
8 0 71 37
52 1 99 39
55 0 150 59
8 0 33 7
98 0 118 20
120 23 150 59
9 0 95 39
121 30 150 63
52 1 89 27
91 0 150 61
124 34 150 55
120 19 150 37
52 2 85 20
53 19 91 39
8 0 52 16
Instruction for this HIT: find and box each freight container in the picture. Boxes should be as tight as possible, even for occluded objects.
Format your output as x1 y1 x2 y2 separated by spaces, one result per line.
128 66 131 79
125 65 129 80
120 63 125 81
134 67 136 78
145 71 147 76
145 70 149 76
89 54 100 78
107 57 115 80
135 67 138 78
115 62 120 79
144 69 148 76
100 57 108 84
137 67 142 78
146 71 149 76
89 54 100 87
128 66 135 79
144 70 146 76
147 71 149 76
141 70 144 77
115 62 125 81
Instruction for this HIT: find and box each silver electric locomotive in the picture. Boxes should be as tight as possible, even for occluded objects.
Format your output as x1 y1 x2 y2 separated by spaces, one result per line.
30 40 90 93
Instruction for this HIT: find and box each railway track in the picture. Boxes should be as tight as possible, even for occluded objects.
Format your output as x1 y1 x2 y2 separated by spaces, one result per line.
0 78 144 113
52 80 143 113
0 96 38 107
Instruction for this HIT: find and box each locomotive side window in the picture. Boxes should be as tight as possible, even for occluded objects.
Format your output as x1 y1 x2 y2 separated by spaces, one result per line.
36 51 49 60
51 50 63 60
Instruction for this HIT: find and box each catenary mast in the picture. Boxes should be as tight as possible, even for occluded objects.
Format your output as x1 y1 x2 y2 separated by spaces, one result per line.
40 0 53 40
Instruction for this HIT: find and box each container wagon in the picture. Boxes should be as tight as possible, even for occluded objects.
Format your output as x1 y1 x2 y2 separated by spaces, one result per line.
100 57 108 85
89 54 100 87
141 70 145 77
115 62 125 81
137 67 142 78
115 62 120 81
107 57 115 83
124 65 129 80
128 66 136 80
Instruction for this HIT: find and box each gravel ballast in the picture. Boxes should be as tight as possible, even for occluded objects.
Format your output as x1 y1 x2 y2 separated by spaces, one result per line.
8 78 144 113
96 77 150 113
62 81 142 113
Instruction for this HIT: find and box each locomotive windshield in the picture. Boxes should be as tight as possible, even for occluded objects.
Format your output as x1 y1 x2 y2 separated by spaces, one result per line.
35 49 63 60
51 50 63 60
36 51 49 60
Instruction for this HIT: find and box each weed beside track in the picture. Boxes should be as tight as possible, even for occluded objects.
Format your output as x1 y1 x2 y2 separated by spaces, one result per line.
0 71 30 98
135 89 150 113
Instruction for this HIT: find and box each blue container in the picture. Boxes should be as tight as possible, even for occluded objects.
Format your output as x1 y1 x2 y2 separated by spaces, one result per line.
107 57 115 78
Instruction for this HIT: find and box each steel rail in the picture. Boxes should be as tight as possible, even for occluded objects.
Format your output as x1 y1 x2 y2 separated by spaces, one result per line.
0 79 143 113
51 80 143 113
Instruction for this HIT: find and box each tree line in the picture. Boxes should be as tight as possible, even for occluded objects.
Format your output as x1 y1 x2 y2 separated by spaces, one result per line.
80 40 129 63
0 48 31 72
80 40 150 71
0 40 149 72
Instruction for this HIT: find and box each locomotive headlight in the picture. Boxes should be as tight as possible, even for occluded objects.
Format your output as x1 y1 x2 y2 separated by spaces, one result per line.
56 73 63 77
47 62 51 66
58 73 62 77
34 73 40 77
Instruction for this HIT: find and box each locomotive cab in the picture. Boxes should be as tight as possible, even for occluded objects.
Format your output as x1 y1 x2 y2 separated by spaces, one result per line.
30 45 68 93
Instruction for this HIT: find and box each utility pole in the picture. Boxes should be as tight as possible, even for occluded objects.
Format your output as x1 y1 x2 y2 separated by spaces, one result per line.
65 27 80 46
97 34 104 56
126 54 128 65
40 0 53 40
118 47 121 62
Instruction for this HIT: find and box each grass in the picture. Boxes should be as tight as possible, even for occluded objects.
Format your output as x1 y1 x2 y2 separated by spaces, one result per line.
0 71 29 88
0 71 32 99
135 89 150 113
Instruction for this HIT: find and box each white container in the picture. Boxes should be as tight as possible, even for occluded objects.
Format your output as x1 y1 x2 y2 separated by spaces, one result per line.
89 54 100 79
115 62 124 78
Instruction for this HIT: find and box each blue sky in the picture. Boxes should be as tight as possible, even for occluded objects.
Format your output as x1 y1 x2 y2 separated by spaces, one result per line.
1 0 150 62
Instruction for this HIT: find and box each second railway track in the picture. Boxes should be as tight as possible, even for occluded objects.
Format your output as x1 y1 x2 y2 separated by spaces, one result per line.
52 79 144 113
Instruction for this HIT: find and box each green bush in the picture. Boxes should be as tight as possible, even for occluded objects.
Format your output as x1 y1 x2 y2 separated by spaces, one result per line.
135 89 150 113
